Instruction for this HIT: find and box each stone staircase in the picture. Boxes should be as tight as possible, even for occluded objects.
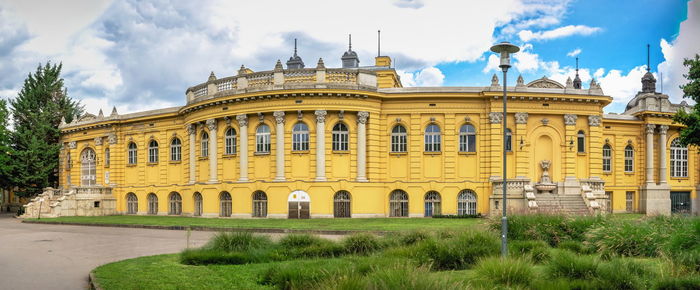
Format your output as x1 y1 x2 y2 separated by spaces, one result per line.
535 193 591 215
20 186 116 218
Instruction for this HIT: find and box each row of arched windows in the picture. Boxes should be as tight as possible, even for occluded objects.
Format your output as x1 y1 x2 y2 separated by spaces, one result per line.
601 138 688 177
125 189 479 217
392 124 480 153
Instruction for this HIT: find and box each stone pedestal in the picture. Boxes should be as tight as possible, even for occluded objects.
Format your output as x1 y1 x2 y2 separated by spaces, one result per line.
560 176 581 195
641 183 671 216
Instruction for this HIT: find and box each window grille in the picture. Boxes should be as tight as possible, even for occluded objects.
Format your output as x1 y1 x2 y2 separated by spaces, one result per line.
389 190 409 217
128 142 137 165
225 128 237 155
670 138 688 178
577 130 585 153
391 125 407 153
80 148 96 186
148 140 159 163
457 190 477 215
424 124 441 152
256 125 271 153
220 192 232 217
333 191 351 218
126 193 138 214
201 132 209 157
147 193 158 215
252 191 268 217
170 138 181 161
332 123 349 151
424 191 441 217
193 192 203 216
624 145 634 172
602 144 612 172
169 192 182 215
292 122 309 151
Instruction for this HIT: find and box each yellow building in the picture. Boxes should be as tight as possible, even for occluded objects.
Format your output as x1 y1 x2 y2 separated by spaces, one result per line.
50 46 698 218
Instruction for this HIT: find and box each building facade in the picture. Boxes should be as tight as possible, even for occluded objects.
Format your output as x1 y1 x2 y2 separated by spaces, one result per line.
45 48 698 218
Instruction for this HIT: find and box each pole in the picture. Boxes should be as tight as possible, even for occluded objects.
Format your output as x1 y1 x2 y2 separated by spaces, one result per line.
501 68 508 257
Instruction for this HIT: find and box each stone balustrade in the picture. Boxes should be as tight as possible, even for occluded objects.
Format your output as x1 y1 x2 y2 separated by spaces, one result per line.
74 186 113 195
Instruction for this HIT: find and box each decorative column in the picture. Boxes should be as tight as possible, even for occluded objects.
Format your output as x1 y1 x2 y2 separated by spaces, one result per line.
563 114 578 178
187 124 196 184
94 137 103 185
489 112 503 179
588 116 603 177
206 119 218 183
645 124 656 184
659 125 669 184
273 111 286 181
514 112 528 178
357 111 369 182
237 114 249 182
315 110 327 181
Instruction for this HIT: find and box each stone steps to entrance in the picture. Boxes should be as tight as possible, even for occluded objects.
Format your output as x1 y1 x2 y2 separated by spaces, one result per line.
535 194 591 215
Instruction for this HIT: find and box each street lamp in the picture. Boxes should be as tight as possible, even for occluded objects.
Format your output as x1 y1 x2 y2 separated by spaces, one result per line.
490 41 519 257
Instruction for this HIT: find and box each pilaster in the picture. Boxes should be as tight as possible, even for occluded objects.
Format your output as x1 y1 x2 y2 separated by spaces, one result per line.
658 125 668 184
187 124 196 184
236 114 249 182
514 112 528 178
443 113 456 180
315 110 327 181
563 114 577 178
273 111 286 181
488 112 503 179
206 119 218 183
357 111 369 182
588 115 603 178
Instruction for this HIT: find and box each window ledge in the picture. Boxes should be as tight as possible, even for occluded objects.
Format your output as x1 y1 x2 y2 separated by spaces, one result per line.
104 165 110 168
577 152 587 156
292 150 310 154
670 177 689 180
147 162 158 166
603 171 612 174
222 154 237 158
169 161 182 164
458 151 477 155
424 151 442 155
332 150 350 154
126 164 137 167
254 152 270 156
389 152 407 156
198 156 209 160
624 172 634 175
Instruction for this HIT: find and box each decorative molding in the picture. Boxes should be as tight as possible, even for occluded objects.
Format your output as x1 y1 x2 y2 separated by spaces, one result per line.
315 110 327 123
514 112 528 124
357 111 369 124
107 133 117 144
273 111 285 124
68 141 77 149
588 115 602 127
186 124 196 135
257 112 264 123
564 114 578 125
645 124 656 134
236 114 248 127
338 110 344 121
490 74 499 87
464 116 471 122
224 116 231 126
489 112 502 124
94 137 103 146
658 125 669 135
206 119 217 131
541 118 549 126
527 76 565 89
396 117 402 122
297 110 303 121
429 117 436 123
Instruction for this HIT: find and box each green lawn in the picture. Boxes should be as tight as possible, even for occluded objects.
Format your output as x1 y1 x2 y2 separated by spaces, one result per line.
27 215 485 232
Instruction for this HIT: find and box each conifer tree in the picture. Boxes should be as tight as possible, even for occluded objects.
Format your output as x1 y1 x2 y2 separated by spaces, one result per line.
0 99 12 189
10 63 83 196
673 54 700 147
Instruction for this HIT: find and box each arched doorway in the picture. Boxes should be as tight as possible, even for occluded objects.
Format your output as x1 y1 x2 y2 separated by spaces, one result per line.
81 148 96 186
288 190 310 219
333 191 351 218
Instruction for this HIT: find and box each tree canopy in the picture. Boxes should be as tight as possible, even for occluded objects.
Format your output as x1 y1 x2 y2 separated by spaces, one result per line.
673 54 700 147
0 99 13 189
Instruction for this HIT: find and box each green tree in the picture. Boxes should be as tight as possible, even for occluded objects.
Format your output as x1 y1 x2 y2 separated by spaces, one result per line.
0 99 13 189
674 54 700 147
10 63 83 197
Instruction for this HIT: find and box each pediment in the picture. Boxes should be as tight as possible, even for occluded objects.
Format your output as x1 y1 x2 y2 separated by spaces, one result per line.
526 76 564 89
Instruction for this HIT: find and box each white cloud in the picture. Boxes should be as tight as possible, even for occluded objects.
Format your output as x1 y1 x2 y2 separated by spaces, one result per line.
657 0 700 104
393 0 424 9
598 66 647 108
399 67 445 86
566 48 581 57
518 25 601 42
482 54 501 73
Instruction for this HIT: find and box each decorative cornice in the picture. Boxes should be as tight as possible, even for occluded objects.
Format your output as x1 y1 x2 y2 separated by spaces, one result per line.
315 110 327 123
659 125 669 135
273 111 285 124
645 124 656 134
357 111 369 124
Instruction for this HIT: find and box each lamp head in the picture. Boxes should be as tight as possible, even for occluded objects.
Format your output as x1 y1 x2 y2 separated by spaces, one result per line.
490 42 520 71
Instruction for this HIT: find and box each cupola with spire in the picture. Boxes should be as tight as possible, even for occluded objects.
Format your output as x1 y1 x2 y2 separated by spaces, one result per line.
286 38 305 69
341 34 360 68
641 44 656 93
573 57 582 89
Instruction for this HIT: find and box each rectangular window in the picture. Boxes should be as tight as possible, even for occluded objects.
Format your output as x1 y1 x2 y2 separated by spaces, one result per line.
104 149 110 167
625 191 634 212
624 149 633 172
225 135 236 155
391 134 407 152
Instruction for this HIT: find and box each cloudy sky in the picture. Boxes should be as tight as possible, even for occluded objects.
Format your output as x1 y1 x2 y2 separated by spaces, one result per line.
0 0 698 114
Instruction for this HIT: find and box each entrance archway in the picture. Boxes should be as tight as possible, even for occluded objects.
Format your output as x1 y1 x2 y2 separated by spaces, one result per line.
288 190 310 219
80 148 96 186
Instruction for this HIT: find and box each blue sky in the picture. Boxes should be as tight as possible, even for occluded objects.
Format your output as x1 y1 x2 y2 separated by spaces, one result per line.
0 0 697 114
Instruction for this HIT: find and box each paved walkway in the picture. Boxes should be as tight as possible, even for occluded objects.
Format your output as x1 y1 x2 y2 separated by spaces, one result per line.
0 214 217 290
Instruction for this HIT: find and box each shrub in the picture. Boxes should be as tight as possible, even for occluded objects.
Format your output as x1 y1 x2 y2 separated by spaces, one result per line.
431 214 482 219
342 233 382 255
493 214 604 246
278 234 325 249
414 231 500 270
206 232 272 252
260 262 338 290
318 263 467 290
664 218 700 271
546 250 599 279
652 276 700 290
596 258 656 289
398 230 431 246
180 249 275 265
472 257 535 287
285 241 345 258
558 240 592 255
509 240 551 263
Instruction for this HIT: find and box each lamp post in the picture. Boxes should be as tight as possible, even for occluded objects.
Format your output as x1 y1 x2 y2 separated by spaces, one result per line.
490 41 519 257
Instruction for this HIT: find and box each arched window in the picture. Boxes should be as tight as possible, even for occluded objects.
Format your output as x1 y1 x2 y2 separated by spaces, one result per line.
193 192 203 217
147 193 158 215
104 148 110 167
505 129 513 152
252 191 268 217
459 124 476 152
577 130 585 153
220 191 232 217
168 192 182 215
670 138 688 178
201 132 209 157
624 145 634 172
170 138 181 161
389 190 409 217
292 122 310 151
424 191 441 217
148 140 159 163
332 123 349 151
391 125 407 153
602 144 612 172
256 125 271 153
424 124 441 152
80 148 96 186
333 191 351 218
225 128 237 155
128 142 137 165
457 190 477 215
126 193 138 214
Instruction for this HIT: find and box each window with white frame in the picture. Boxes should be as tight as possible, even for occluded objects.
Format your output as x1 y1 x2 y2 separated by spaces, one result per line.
292 122 309 151
459 124 476 152
602 144 612 172
147 193 158 215
389 190 409 217
332 123 349 151
128 142 137 165
424 124 441 152
457 190 477 215
148 140 159 163
252 191 268 217
225 128 237 155
200 132 209 157
220 191 232 217
424 191 441 217
624 145 634 172
505 128 513 152
256 124 271 153
80 148 96 186
670 138 688 178
126 193 138 214
577 130 586 153
391 125 407 153
170 138 181 161
168 192 182 215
